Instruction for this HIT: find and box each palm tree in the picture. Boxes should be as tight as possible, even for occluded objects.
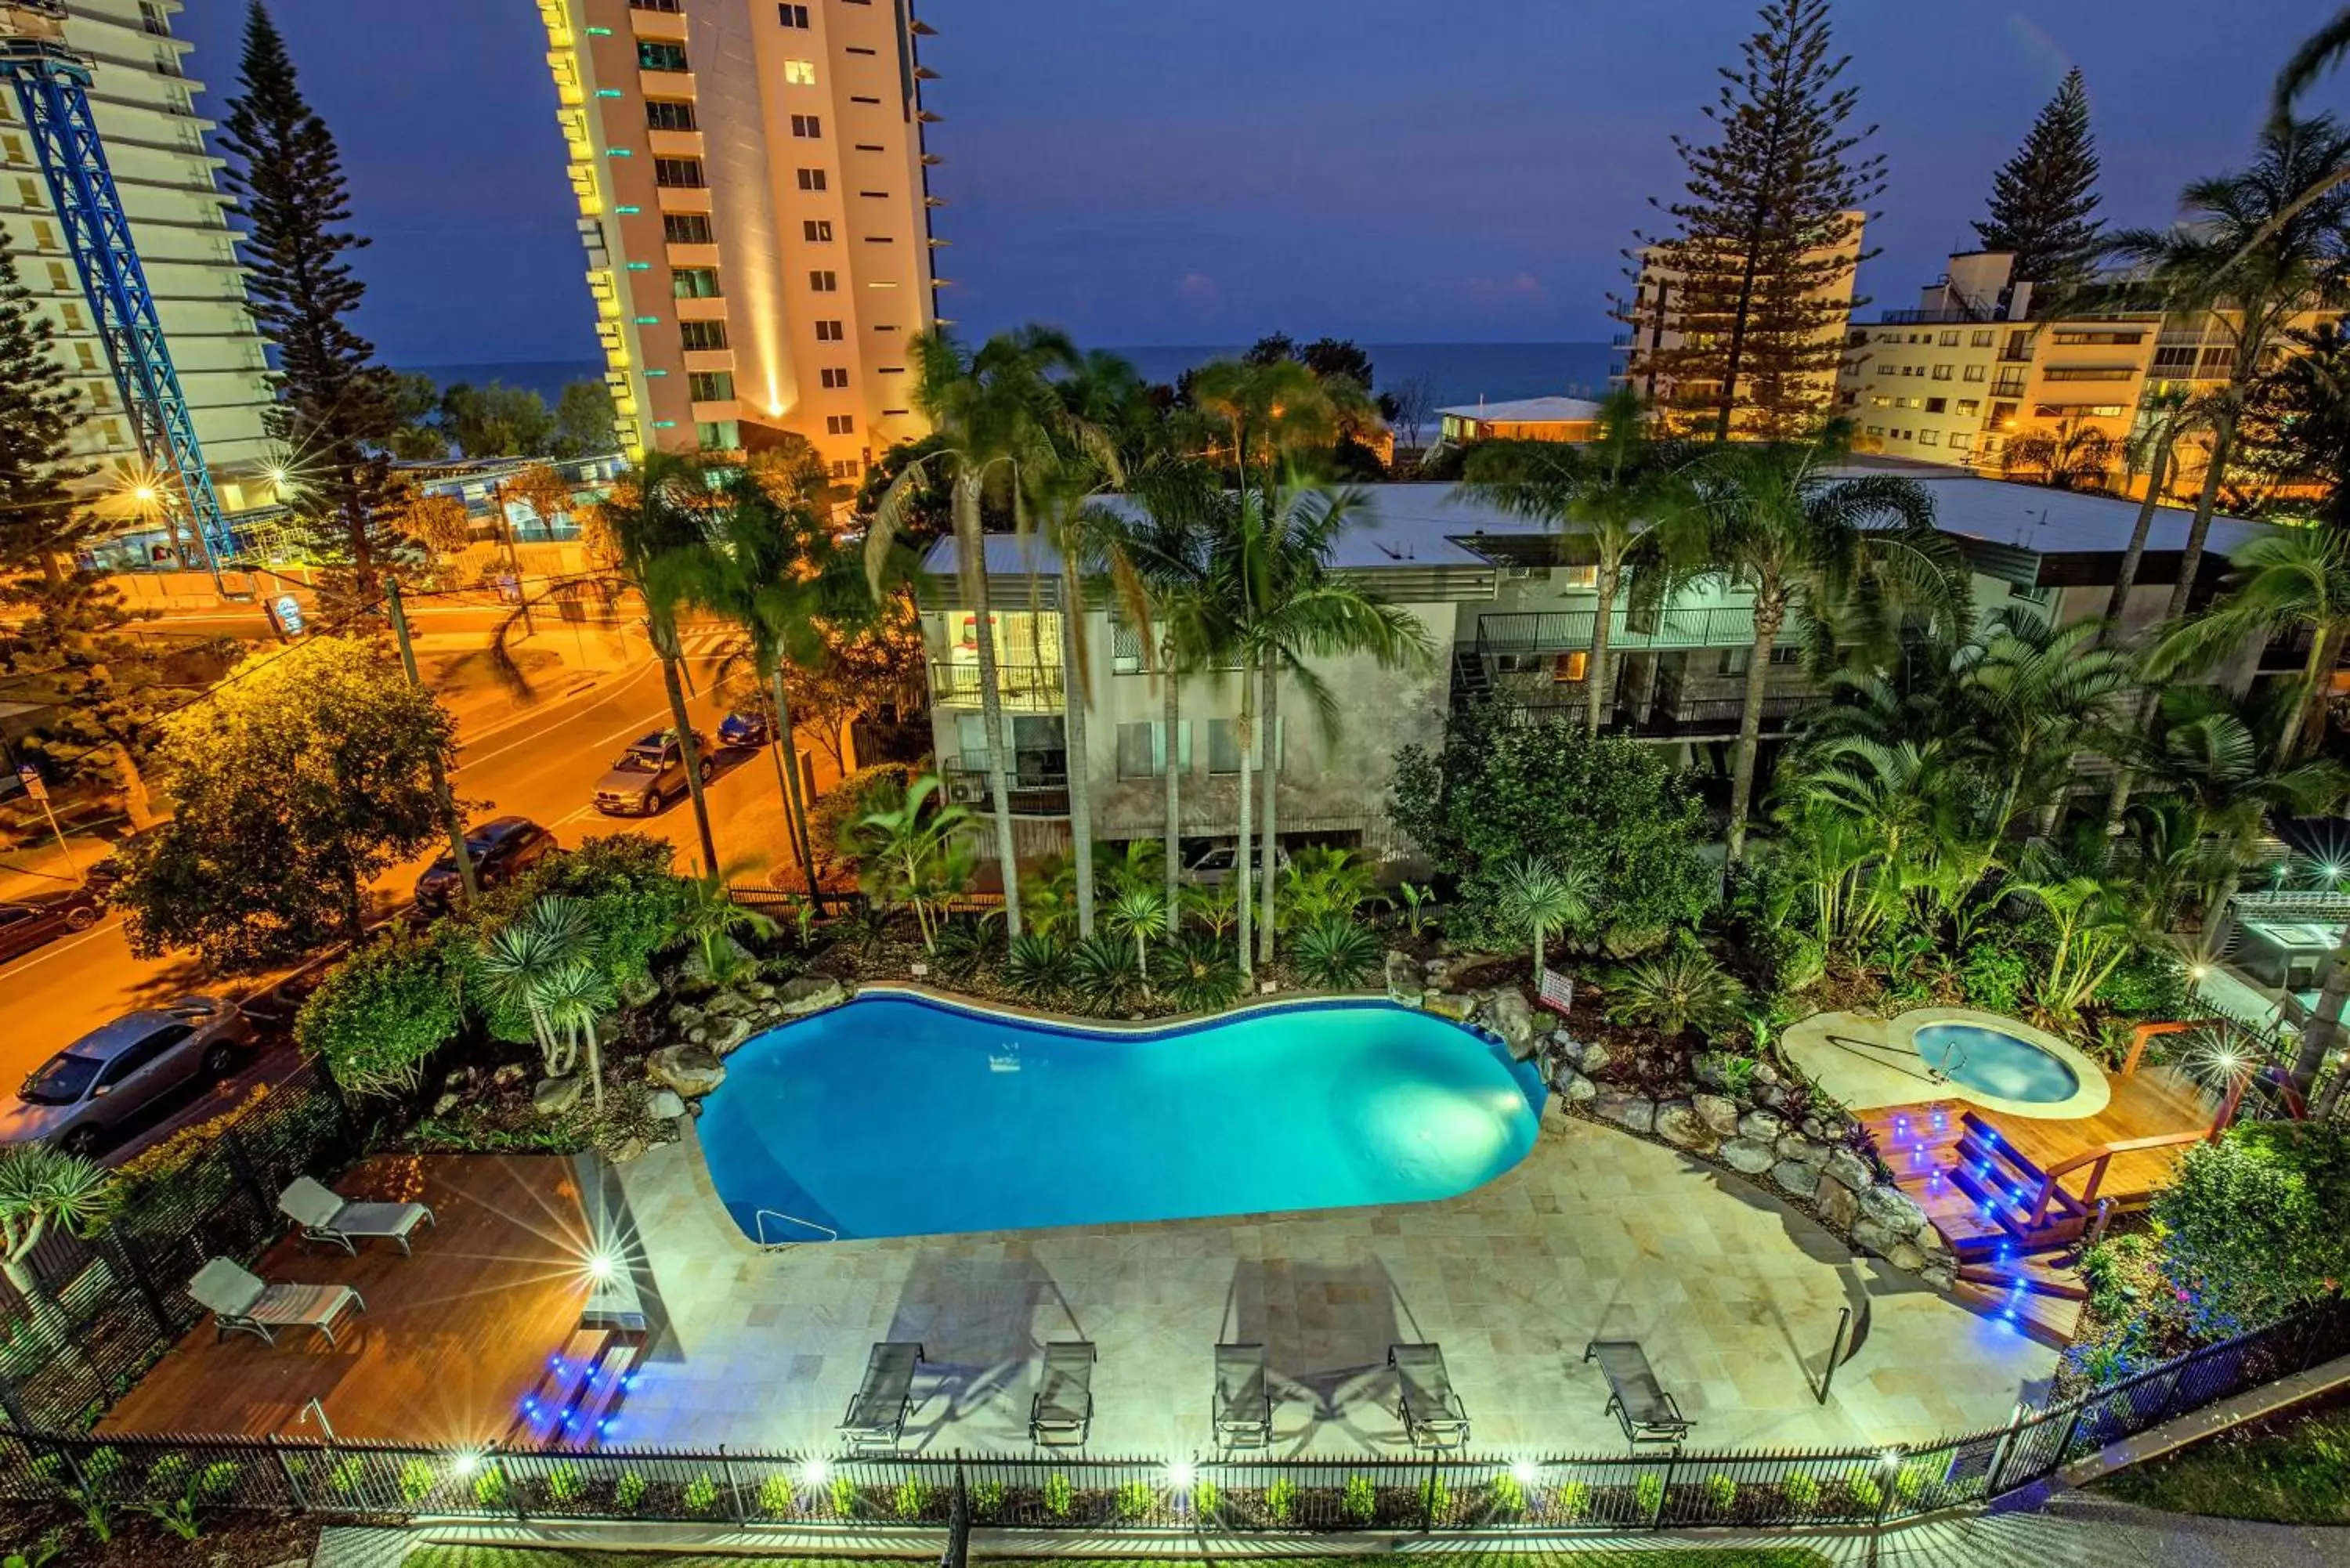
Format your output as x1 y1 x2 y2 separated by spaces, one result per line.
868 329 1072 935
533 959 615 1114
1488 855 1596 977
1104 883 1170 975
0 1146 111 1353
1456 388 1692 734
2106 387 2211 624
2149 528 2350 765
1189 356 1345 484
475 894 596 1079
1684 427 1958 861
846 771 972 952
1960 612 2138 835
2002 414 2119 492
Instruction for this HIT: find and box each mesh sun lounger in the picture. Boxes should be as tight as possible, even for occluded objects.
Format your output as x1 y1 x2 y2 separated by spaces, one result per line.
1584 1339 1693 1450
1390 1342 1470 1449
839 1341 926 1450
279 1176 436 1256
1029 1339 1096 1447
1213 1342 1272 1448
187 1258 366 1349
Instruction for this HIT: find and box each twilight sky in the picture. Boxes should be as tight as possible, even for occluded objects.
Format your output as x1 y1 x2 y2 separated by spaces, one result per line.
175 1 2339 368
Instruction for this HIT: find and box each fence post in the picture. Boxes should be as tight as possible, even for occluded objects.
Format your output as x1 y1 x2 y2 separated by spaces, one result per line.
1421 1454 1437 1532
105 1232 175 1343
2297 1296 2341 1375
218 1129 274 1231
269 1436 309 1512
0 1367 36 1433
492 1447 526 1523
1655 1451 1676 1531
719 1443 746 1524
2053 1400 2089 1472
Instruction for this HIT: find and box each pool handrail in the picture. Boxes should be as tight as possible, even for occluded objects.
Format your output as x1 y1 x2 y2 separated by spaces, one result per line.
754 1208 839 1246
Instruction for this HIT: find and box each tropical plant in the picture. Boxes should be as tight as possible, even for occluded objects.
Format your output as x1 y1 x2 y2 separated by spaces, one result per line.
0 1146 114 1353
2149 527 2350 765
2106 387 2211 622
1396 880 1439 938
2002 414 2118 492
1608 948 1748 1038
1181 876 1240 939
842 772 973 951
1149 928 1248 1012
2008 848 2146 1023
472 894 597 1078
1068 932 1141 1013
2153 1120 2350 1336
1103 883 1171 974
1002 932 1072 1000
1043 1471 1075 1519
614 1470 648 1512
674 875 779 987
1487 854 1596 976
1114 1479 1156 1521
293 925 464 1097
682 1473 718 1514
1289 916 1382 990
533 958 616 1114
1342 1473 1376 1523
931 912 1003 981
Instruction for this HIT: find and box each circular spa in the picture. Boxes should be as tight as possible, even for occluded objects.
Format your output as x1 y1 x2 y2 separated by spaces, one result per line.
1781 1006 2110 1119
691 993 1548 1243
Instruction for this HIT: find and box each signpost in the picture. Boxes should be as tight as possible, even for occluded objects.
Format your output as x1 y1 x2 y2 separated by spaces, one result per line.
266 593 306 638
17 764 75 876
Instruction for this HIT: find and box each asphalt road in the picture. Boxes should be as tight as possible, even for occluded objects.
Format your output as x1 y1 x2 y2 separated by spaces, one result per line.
0 631 826 1161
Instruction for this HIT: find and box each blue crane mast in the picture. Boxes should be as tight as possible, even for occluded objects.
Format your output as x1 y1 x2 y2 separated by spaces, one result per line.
0 1 230 571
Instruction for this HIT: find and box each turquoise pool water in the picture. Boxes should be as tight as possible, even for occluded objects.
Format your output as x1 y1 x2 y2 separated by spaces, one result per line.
696 995 1546 1242
1916 1022 2080 1104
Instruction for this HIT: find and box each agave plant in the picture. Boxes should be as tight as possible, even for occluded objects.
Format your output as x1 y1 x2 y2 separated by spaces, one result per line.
1607 947 1748 1039
1289 916 1381 990
0 1146 114 1351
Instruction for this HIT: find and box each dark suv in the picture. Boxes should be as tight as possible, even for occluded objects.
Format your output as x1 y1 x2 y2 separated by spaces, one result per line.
591 730 710 816
413 816 561 912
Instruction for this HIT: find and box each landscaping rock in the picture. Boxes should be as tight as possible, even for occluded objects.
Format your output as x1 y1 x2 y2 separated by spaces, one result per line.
1422 958 1457 990
1551 1066 1599 1105
1719 1136 1777 1176
1385 951 1424 1003
1692 1093 1741 1137
1484 988 1538 1058
1423 992 1473 1023
1550 1032 1586 1068
1593 1093 1655 1135
429 1091 461 1118
1576 1039 1614 1075
1750 1060 1782 1089
603 1134 649 1165
776 976 848 1016
1814 1172 1860 1231
704 988 752 1017
744 980 777 1003
1888 1240 1929 1274
532 1075 584 1117
646 1043 727 1100
645 1089 686 1121
490 1063 528 1088
1737 1108 1788 1143
1772 1159 1823 1198
1775 1133 1831 1169
1849 1216 1903 1256
1653 1100 1720 1154
667 1003 707 1034
1921 1263 1958 1292
707 1015 757 1056
1858 1181 1930 1240
1824 1146 1874 1195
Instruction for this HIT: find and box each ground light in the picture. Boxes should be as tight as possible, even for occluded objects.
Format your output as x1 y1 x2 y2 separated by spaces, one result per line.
1511 1458 1539 1484
801 1458 830 1487
452 1450 484 1479
587 1252 618 1282
1167 1460 1195 1490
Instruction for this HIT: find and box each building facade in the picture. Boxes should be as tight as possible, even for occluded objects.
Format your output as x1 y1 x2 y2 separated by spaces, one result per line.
0 0 279 519
1434 396 1602 447
537 0 941 481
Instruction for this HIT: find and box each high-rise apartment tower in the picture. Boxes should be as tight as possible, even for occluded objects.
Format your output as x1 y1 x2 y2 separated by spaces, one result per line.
537 0 942 479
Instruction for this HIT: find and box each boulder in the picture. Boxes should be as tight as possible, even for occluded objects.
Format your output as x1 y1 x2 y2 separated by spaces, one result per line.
1775 1133 1831 1169
1551 1066 1599 1105
1814 1172 1860 1231
744 980 777 1003
704 988 752 1018
1653 1100 1720 1154
1423 992 1474 1023
1551 1033 1587 1068
532 1075 584 1117
1920 1263 1958 1292
646 1043 727 1100
1719 1136 1777 1176
603 1134 649 1165
490 1063 528 1088
645 1089 686 1121
1422 958 1457 990
1484 988 1538 1059
1750 1059 1782 1089
1576 1039 1614 1075
429 1091 461 1118
708 1015 757 1056
1824 1146 1875 1196
1385 950 1425 1003
1849 1216 1902 1256
667 1003 707 1034
1772 1159 1823 1198
1858 1181 1930 1240
1887 1241 1929 1274
1593 1093 1655 1135
776 976 849 1017
1737 1108 1788 1143
1692 1093 1741 1137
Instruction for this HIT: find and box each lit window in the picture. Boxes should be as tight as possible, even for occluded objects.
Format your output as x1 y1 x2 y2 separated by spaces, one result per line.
783 59 816 85
1551 651 1589 685
803 219 833 242
689 370 735 400
679 320 729 350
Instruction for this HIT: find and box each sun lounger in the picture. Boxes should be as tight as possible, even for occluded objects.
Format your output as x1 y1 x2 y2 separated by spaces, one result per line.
1213 1342 1272 1448
1029 1339 1095 1447
1584 1339 1693 1450
279 1176 436 1256
1390 1342 1470 1449
187 1258 365 1349
839 1340 925 1450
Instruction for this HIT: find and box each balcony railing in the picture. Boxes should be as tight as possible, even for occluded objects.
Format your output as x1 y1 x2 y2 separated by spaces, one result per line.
927 662 1064 711
1507 692 1819 739
1474 605 1797 656
942 763 1070 818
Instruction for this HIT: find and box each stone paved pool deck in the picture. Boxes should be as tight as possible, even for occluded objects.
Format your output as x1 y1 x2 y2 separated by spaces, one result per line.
604 1105 2054 1456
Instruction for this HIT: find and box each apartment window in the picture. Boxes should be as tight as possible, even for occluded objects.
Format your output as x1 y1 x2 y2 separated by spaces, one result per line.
803 219 833 241
2153 346 2200 373
825 414 855 435
2041 367 2135 382
1869 395 1891 409
855 143 885 154
1939 331 1960 347
139 0 169 33
1903 365 1922 377
673 267 721 298
696 420 741 449
631 0 685 9
1931 363 1953 381
653 157 705 187
814 319 844 341
1963 365 1987 383
808 269 838 292
1896 396 1921 411
1918 430 1941 446
688 371 735 401
795 167 827 192
858 190 891 199
1875 363 1895 378
1925 397 1947 414
851 94 880 104
1971 331 1994 348
791 114 822 138
783 59 816 85
778 2 810 23
1865 425 1885 438
1950 432 1974 453
847 45 877 55
679 320 729 350
1552 651 1590 685
1116 722 1191 779
99 418 124 447
638 41 689 72
663 213 714 244
2036 403 2128 419
829 459 858 479
1206 718 1282 775
2052 330 2147 346
74 342 96 370
45 261 69 292
819 367 849 388
645 99 698 131
1876 331 1900 344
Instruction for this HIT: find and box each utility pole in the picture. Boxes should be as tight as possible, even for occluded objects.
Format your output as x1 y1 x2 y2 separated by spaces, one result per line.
385 576 479 900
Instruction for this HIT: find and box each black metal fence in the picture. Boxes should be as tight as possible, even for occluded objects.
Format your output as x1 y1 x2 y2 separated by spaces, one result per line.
0 1062 360 1433
0 1293 2341 1536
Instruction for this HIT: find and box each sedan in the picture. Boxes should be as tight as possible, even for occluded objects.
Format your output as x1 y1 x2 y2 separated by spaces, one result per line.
0 999 257 1156
413 815 561 912
718 710 773 750
0 887 104 965
591 729 711 817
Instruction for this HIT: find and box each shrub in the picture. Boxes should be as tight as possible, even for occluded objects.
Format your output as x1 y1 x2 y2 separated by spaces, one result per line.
472 1466 508 1511
1635 1471 1664 1520
544 1462 583 1505
812 763 913 871
1895 1461 1933 1504
829 1474 856 1519
1265 1476 1300 1524
1488 1472 1525 1516
1289 916 1380 989
294 925 465 1097
1113 1479 1155 1521
398 1459 436 1506
971 1478 1006 1519
1150 927 1247 1012
1067 933 1141 1013
1342 1473 1376 1523
931 913 1002 981
1607 946 1747 1038
757 1472 795 1518
327 1457 364 1497
613 1471 647 1512
1043 1472 1074 1519
1782 1471 1821 1511
1847 1471 1883 1511
2153 1121 2350 1336
895 1474 929 1519
682 1473 718 1514
1704 1472 1737 1512
2096 941 2191 1021
1553 1477 1591 1523
1419 1472 1452 1523
1278 845 1380 927
1002 932 1070 1000
1191 1477 1221 1516
1958 941 2033 1015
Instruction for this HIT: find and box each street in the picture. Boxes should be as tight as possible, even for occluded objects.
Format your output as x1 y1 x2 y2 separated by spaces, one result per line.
0 623 841 1152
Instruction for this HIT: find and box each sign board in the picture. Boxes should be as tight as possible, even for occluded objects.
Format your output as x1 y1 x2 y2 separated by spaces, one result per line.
496 573 522 604
1538 966 1574 1016
16 765 45 804
269 594 306 636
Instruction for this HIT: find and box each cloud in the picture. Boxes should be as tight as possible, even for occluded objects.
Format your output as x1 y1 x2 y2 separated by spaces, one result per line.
1453 272 1555 311
1176 271 1222 310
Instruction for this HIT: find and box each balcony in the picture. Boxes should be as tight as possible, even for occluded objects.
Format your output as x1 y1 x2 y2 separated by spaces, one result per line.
928 661 1064 712
942 763 1069 818
1474 605 1793 656
1507 692 1819 740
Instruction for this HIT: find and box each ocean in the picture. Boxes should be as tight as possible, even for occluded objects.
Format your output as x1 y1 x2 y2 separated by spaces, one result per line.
400 341 1617 421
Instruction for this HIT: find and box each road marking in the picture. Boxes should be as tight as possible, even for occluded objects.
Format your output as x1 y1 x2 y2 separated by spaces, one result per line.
458 659 662 768
0 916 123 980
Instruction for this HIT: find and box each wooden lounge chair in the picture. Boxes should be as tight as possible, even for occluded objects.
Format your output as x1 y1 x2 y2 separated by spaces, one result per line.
279 1176 436 1256
187 1258 365 1349
1029 1339 1095 1447
839 1341 925 1451
1389 1342 1470 1449
1213 1342 1272 1449
1584 1339 1693 1451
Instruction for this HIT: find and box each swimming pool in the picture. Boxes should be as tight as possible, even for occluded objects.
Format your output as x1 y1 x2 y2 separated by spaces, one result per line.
693 994 1546 1242
1914 1022 2081 1104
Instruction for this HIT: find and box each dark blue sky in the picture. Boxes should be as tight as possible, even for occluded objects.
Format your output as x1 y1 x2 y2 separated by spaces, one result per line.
177 1 2337 367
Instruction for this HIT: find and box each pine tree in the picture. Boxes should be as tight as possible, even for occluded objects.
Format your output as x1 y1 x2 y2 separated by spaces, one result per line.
0 219 90 587
1620 0 1882 441
1973 67 2104 289
217 1 398 602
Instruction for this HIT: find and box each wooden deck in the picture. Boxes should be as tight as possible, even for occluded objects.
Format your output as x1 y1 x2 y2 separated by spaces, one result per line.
103 1155 597 1444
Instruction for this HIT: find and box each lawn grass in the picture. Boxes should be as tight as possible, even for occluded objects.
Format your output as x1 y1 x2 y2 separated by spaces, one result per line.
2096 1391 2350 1525
401 1552 1833 1568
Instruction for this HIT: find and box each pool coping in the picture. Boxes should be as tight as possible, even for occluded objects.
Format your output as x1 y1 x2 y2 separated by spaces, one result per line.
1884 1006 2111 1120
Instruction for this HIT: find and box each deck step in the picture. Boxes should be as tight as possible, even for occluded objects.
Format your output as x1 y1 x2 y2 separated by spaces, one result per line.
1959 1259 2089 1301
1949 1277 2084 1348
510 1330 606 1448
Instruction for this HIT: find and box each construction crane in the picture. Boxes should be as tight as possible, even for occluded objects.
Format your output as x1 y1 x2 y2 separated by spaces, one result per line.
0 0 230 574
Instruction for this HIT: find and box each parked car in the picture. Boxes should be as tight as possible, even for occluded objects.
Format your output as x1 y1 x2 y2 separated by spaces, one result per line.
80 830 157 902
1181 842 1291 885
718 710 773 749
0 887 104 965
591 729 713 817
413 815 562 912
0 999 257 1155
